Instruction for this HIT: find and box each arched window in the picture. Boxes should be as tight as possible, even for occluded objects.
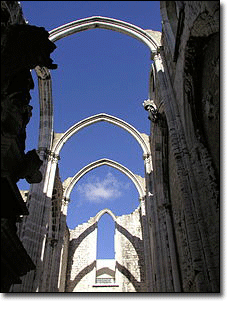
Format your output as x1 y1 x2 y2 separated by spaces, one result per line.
96 212 115 259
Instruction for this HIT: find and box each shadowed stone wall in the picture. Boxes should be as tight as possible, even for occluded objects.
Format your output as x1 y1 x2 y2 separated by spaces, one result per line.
65 207 146 292
150 1 220 292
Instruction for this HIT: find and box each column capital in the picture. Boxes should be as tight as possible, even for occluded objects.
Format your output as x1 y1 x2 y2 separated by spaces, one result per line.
48 151 60 163
143 152 150 160
62 196 70 205
150 48 161 61
38 148 60 162
139 195 146 202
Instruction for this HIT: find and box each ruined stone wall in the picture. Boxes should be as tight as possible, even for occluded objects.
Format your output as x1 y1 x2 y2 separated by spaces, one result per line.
65 217 97 292
167 133 190 290
115 207 146 292
156 1 220 292
5 1 220 293
65 208 146 292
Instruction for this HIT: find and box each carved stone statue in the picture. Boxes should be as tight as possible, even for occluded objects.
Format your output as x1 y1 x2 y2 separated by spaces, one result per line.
1 3 58 292
1 24 57 183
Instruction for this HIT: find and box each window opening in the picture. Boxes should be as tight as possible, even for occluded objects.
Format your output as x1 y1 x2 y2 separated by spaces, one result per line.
95 212 117 286
96 212 115 259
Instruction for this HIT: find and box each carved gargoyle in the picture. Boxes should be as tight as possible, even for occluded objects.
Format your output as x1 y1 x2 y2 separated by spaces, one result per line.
1 24 57 183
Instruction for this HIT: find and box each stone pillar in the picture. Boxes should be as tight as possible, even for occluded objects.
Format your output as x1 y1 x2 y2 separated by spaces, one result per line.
139 196 153 291
43 152 60 197
153 47 218 292
163 204 181 291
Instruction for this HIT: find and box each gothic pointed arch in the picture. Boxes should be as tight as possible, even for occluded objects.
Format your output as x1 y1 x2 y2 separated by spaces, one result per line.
36 16 162 153
43 113 152 200
52 113 150 156
95 209 117 223
96 209 116 260
49 16 160 58
63 158 145 203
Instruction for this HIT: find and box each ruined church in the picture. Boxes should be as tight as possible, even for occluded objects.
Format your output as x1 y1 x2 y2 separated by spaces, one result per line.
1 1 220 292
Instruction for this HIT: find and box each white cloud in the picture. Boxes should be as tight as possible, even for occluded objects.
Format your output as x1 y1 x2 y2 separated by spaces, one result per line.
77 172 130 203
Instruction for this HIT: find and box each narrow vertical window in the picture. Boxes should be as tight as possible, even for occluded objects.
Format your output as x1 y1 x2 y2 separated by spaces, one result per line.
96 213 115 259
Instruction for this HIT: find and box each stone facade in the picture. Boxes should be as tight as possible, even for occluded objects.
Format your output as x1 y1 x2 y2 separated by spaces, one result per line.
6 1 220 293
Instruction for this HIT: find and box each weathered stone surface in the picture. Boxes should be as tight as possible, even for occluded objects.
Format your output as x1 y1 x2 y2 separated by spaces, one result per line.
8 1 219 293
154 1 220 292
64 207 146 292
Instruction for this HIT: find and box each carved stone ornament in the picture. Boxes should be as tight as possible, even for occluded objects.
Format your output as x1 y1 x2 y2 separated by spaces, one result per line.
16 149 43 183
1 24 57 134
202 91 218 120
143 99 160 122
1 24 57 183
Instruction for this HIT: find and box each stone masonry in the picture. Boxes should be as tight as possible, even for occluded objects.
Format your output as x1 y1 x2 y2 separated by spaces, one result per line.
65 207 146 292
6 2 220 293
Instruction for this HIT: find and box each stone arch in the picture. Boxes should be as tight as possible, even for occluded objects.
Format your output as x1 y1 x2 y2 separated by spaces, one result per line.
95 209 116 260
26 16 161 292
95 209 117 223
44 114 151 203
49 16 160 59
52 113 150 156
36 16 161 155
62 158 145 208
43 114 151 198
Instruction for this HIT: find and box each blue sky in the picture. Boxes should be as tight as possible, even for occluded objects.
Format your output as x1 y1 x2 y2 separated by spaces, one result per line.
18 1 162 258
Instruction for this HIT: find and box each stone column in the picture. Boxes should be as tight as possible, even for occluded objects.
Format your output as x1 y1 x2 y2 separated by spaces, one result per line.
163 204 181 291
143 90 182 291
43 152 60 197
153 49 215 292
139 196 153 291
